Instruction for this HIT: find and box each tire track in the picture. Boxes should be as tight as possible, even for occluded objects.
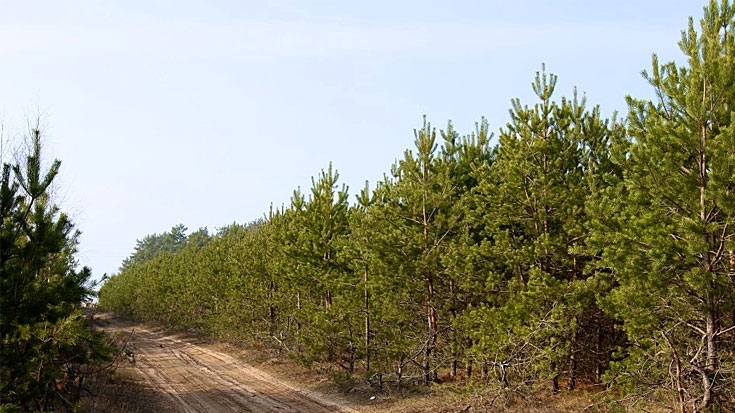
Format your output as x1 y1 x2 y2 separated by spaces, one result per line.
103 321 359 413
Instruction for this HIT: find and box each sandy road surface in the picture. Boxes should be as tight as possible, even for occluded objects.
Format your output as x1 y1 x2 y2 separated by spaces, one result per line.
101 320 360 413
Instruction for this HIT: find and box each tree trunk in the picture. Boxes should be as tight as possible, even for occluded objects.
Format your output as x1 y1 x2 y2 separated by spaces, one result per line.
568 259 579 391
466 355 473 380
364 265 370 372
730 250 735 329
698 93 715 411
421 174 438 386
325 290 332 308
551 361 560 393
568 326 578 391
661 331 688 413
499 362 509 387
424 273 438 386
348 341 356 373
701 300 716 409
397 356 404 391
450 279 458 380
423 344 431 386
295 291 302 347
268 279 276 336
595 323 603 384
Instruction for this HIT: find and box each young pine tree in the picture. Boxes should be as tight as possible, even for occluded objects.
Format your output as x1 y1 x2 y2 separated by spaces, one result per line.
1 128 113 411
590 1 735 411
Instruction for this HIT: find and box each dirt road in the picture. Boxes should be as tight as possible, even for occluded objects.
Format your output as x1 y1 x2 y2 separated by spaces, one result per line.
100 320 360 413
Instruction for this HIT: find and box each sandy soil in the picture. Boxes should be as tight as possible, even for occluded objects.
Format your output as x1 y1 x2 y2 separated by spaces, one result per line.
96 316 598 413
99 319 362 413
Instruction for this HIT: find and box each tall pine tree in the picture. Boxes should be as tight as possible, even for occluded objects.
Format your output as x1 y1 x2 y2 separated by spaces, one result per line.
464 68 613 391
1 128 112 411
590 1 735 410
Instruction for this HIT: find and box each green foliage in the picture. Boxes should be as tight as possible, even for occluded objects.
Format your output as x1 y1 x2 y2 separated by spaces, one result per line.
119 223 194 271
453 67 617 391
1 128 114 411
96 2 735 411
366 117 459 385
590 1 735 410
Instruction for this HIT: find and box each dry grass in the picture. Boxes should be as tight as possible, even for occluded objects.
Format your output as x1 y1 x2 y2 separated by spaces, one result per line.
85 313 611 413
220 344 609 413
74 314 172 413
78 367 172 413
80 346 608 413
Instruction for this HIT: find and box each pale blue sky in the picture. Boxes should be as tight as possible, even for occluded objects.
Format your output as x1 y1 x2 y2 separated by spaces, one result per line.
1 1 702 280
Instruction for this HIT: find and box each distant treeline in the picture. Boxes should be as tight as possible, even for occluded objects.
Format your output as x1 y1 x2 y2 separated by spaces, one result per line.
98 2 735 412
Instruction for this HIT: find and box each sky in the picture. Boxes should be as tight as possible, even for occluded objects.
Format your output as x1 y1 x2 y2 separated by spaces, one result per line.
0 0 704 281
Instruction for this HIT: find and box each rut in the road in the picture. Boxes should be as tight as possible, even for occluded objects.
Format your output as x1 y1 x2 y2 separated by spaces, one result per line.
108 323 359 413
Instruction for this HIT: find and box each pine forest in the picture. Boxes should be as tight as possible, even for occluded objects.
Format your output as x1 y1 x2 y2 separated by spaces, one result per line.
90 1 735 411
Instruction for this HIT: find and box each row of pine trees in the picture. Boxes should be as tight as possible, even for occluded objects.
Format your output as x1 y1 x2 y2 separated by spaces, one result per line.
99 2 735 411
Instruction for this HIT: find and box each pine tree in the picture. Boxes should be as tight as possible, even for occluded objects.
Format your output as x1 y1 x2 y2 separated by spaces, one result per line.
344 182 377 372
119 223 189 270
462 68 614 390
590 1 735 410
437 118 495 380
1 128 113 411
264 165 357 366
368 117 458 385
